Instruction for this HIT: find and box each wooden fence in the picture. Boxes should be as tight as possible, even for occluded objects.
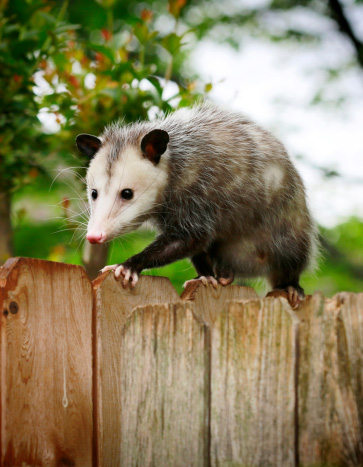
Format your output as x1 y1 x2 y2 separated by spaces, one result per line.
0 257 362 467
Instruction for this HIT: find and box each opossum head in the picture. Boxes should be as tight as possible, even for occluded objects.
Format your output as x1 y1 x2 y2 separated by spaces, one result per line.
76 129 169 244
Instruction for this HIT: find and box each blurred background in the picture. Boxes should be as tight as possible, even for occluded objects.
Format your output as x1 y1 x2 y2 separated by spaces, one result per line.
1 0 362 295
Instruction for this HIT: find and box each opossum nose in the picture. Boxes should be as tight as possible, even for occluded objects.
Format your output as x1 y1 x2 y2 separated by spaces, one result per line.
86 231 105 244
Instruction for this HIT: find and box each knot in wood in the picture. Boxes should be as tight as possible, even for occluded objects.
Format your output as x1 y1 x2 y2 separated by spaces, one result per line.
9 301 18 314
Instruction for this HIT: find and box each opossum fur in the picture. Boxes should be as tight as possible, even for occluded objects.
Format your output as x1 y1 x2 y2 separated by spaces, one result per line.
76 102 318 306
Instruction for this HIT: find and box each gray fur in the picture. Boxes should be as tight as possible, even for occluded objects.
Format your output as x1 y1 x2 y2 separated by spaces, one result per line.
92 102 318 292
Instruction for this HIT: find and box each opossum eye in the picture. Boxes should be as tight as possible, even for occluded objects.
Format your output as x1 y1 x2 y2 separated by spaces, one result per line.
91 189 98 200
121 189 133 200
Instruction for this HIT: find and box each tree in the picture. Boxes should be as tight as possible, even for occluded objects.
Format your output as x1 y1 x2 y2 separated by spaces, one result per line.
0 0 205 272
0 0 76 261
177 0 363 101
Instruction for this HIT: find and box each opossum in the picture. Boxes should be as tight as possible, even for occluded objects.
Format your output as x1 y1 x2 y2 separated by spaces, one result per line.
76 102 318 308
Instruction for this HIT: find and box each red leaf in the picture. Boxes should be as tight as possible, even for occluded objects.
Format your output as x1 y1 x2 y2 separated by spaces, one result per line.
101 29 112 41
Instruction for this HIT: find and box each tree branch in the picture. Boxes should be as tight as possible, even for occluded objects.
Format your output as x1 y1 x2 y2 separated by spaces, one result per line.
328 0 363 69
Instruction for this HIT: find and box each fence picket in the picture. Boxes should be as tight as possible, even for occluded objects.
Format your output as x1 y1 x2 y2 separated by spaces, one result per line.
93 273 182 466
119 302 210 467
210 298 299 466
298 292 363 465
0 258 93 467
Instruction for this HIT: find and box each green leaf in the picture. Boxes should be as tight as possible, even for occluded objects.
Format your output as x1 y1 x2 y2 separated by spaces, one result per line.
52 52 67 70
161 33 183 54
37 11 57 25
147 75 163 97
133 23 149 45
88 43 114 62
54 24 81 34
4 24 20 34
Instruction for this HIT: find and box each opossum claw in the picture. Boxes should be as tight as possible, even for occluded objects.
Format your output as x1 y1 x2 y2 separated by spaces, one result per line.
114 265 124 279
122 267 131 287
287 286 304 309
206 276 218 288
267 286 305 309
130 272 138 287
112 264 138 288
183 276 218 289
101 264 118 273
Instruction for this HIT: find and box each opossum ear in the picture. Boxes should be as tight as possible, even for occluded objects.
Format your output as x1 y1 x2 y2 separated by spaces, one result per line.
76 134 102 158
141 129 169 165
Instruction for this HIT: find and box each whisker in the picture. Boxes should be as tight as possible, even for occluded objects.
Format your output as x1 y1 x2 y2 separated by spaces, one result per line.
73 228 87 245
69 224 84 245
49 166 88 191
51 228 78 235
75 236 86 254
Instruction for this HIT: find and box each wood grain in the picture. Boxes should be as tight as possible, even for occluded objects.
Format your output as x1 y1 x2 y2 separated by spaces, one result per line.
119 302 210 467
0 257 93 467
92 273 181 467
0 257 362 466
181 282 258 325
298 292 363 466
210 297 299 467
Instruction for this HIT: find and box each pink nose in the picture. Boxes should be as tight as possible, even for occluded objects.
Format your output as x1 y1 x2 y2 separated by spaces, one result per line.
86 231 105 244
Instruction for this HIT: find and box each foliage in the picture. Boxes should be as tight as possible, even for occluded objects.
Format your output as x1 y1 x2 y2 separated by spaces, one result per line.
44 0 204 152
0 0 206 264
1 0 205 193
0 0 76 191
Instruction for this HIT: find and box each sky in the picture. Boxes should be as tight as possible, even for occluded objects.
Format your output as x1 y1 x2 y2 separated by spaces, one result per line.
187 3 363 227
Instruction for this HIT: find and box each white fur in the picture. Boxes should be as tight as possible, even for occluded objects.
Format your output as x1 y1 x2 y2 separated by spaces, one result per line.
87 145 168 241
263 163 285 201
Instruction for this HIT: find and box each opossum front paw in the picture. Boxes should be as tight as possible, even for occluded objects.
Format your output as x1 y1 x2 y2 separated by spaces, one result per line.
267 285 305 309
183 276 218 289
286 286 305 309
101 264 139 288
115 264 139 288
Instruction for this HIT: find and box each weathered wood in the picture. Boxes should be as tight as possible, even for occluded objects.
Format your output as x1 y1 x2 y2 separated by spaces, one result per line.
0 257 362 466
0 257 93 467
119 302 210 467
298 292 363 466
92 273 181 467
181 282 258 325
210 297 299 466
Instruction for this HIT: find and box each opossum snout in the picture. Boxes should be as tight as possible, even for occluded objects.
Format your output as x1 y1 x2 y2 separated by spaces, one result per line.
87 231 106 244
